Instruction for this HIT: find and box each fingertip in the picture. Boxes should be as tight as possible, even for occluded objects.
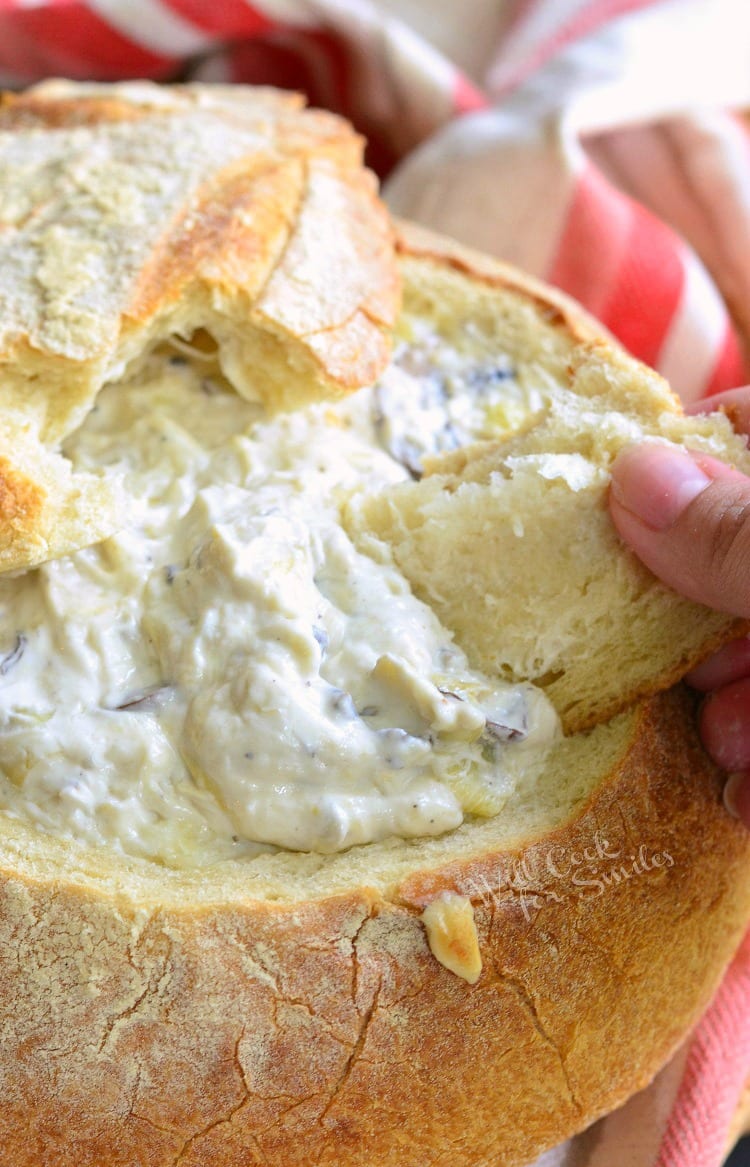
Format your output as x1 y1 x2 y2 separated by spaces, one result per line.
699 678 750 771
609 443 711 532
685 637 750 692
684 387 750 435
723 771 750 829
608 440 750 615
607 483 646 545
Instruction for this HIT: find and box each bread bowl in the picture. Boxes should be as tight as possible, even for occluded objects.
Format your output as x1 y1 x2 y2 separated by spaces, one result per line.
0 81 749 1166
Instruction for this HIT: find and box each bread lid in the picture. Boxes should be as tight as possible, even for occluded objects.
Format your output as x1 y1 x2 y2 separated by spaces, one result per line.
0 79 400 573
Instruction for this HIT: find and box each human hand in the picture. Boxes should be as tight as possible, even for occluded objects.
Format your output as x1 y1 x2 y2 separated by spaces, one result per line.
608 387 750 830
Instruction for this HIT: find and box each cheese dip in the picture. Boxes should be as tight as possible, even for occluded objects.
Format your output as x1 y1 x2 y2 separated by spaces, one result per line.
0 335 559 866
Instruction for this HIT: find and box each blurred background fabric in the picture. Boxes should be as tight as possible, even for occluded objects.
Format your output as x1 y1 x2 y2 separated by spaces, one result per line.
0 0 749 1163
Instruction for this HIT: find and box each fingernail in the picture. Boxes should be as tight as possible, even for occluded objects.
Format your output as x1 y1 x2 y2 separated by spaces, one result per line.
610 444 711 531
724 772 749 825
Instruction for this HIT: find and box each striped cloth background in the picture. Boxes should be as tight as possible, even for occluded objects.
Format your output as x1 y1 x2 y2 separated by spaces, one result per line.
1 0 749 1163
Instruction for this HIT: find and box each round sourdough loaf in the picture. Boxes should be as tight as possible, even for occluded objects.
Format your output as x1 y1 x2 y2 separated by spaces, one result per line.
1 690 749 1167
0 85 748 1167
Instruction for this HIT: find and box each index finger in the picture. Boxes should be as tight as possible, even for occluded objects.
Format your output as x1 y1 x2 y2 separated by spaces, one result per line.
685 635 750 691
685 386 750 436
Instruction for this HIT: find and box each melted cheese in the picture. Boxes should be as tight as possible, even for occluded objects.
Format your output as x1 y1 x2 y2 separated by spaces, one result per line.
0 340 560 866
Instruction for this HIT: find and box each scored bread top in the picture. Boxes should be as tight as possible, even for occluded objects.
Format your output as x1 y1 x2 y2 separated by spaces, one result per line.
0 80 400 573
347 223 750 733
0 80 399 434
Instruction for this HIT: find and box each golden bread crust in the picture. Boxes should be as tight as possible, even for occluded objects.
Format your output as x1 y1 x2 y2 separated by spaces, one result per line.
394 218 617 350
0 456 44 530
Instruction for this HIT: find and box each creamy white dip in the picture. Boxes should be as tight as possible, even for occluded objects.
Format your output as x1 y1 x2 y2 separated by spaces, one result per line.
0 335 559 866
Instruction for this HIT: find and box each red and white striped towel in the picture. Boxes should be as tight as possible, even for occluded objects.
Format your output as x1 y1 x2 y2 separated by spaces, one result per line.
1 1 749 1162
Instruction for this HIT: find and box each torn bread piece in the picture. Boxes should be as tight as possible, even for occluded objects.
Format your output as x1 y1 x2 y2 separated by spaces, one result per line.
0 79 399 437
0 80 400 571
347 231 750 733
0 415 122 573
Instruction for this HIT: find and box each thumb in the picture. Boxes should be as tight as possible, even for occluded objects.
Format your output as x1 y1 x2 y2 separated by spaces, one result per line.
609 443 750 617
